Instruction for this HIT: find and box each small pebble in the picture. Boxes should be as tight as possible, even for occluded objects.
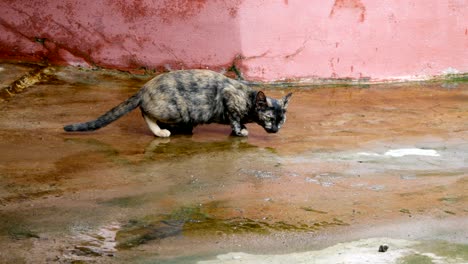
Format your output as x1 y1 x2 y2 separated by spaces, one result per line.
378 244 389 252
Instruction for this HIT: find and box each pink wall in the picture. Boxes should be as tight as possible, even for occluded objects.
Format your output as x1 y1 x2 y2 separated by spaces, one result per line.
1 0 467 82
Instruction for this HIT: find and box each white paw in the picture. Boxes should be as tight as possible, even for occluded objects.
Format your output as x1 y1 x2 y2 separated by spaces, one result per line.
156 129 171 138
240 128 249 137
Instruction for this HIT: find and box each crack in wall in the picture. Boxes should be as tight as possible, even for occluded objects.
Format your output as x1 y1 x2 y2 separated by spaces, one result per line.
284 35 314 59
243 35 320 61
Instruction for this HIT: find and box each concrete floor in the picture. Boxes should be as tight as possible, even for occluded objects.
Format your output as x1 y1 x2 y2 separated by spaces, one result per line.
0 62 467 263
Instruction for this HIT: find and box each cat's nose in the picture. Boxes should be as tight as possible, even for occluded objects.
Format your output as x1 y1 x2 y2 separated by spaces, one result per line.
266 127 279 133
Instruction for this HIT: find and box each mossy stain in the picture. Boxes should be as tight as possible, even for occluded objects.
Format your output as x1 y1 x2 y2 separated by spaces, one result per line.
115 205 348 249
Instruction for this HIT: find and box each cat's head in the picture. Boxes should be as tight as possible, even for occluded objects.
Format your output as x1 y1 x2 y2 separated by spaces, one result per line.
254 91 292 133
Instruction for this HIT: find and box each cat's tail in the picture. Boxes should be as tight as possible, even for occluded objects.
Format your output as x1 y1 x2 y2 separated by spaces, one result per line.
63 91 142 132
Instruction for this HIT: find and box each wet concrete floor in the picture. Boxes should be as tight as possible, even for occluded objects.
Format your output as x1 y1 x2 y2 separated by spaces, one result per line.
0 62 467 263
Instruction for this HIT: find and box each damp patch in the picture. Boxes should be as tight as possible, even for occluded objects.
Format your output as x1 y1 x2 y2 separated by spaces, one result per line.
198 238 468 264
384 148 440 157
358 148 440 157
64 222 120 261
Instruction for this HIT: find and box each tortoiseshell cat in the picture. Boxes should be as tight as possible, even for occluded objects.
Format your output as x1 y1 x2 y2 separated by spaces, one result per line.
64 70 292 137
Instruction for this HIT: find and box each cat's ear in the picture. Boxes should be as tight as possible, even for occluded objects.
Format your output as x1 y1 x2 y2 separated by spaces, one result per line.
256 91 268 110
282 93 293 109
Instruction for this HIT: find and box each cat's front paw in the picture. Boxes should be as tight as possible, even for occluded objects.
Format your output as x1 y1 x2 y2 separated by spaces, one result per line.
155 129 171 138
232 128 249 137
240 128 249 136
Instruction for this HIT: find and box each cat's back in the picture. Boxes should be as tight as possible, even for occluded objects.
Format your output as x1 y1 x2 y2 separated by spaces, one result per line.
141 69 250 105
140 70 248 124
144 69 235 93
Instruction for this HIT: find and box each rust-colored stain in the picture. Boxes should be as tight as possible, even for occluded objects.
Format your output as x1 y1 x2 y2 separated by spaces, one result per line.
329 57 338 78
329 0 366 23
0 17 46 63
0 7 95 66
109 0 158 23
220 0 243 18
153 0 208 24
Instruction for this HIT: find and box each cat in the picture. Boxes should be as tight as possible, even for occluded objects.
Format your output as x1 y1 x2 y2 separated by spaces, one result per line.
64 69 292 137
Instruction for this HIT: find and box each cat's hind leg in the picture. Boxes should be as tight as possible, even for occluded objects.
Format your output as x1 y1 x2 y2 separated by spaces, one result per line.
143 114 171 137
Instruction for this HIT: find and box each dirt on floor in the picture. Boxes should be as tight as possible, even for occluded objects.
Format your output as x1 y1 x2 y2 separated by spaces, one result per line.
0 62 467 263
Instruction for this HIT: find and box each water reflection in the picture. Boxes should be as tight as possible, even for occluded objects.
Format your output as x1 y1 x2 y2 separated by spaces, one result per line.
113 204 347 250
143 136 258 160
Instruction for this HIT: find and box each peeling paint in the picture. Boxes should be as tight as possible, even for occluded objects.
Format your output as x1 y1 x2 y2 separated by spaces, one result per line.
329 0 366 22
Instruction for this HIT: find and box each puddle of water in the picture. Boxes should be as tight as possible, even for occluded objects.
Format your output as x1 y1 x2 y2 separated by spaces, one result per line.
283 140 467 180
114 205 348 250
368 185 385 191
144 137 258 160
384 148 440 157
63 222 120 262
198 238 468 264
359 148 441 157
0 212 40 240
400 175 418 180
304 173 342 187
239 169 278 179
305 176 335 187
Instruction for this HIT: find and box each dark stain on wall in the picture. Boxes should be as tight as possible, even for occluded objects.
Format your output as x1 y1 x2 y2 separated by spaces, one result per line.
220 0 242 18
108 0 158 23
154 0 208 24
0 17 47 62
